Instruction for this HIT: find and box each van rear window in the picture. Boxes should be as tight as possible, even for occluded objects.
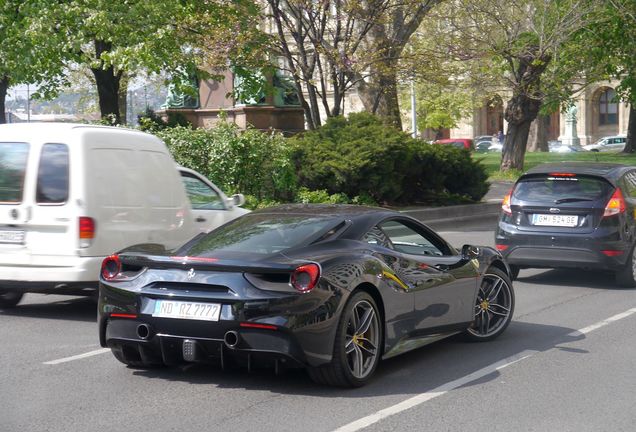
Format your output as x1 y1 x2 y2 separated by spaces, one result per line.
37 143 69 204
513 175 613 202
0 142 29 203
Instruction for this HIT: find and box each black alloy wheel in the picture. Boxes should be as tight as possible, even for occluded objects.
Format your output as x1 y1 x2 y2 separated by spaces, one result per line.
308 291 382 387
615 245 636 288
0 290 24 308
465 267 514 341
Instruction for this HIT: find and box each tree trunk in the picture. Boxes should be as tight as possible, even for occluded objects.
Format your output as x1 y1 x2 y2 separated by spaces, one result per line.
622 103 635 153
527 115 549 152
501 93 542 171
91 40 122 124
0 76 8 124
118 75 129 125
356 58 402 129
92 66 121 124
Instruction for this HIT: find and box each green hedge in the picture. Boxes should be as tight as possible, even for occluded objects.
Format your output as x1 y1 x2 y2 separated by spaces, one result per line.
291 112 488 204
154 122 296 202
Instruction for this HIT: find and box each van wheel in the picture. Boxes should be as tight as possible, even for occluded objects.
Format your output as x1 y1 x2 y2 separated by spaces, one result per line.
615 246 636 288
0 290 24 308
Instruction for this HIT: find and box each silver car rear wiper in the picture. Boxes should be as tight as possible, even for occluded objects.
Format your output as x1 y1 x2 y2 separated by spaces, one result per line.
554 197 595 204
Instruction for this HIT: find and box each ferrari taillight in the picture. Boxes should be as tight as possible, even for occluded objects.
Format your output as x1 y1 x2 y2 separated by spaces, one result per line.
101 255 122 281
291 263 321 293
603 188 626 217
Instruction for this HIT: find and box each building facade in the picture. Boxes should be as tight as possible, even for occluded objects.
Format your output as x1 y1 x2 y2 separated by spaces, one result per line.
449 80 630 146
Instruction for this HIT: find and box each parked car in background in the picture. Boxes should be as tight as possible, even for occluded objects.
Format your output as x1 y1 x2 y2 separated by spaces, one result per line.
548 141 582 153
433 138 474 151
99 204 514 387
495 162 636 286
583 135 627 152
488 142 503 152
475 140 493 152
0 123 247 308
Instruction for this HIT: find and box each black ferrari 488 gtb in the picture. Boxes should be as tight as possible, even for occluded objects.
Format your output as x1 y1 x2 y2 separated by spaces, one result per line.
98 205 515 387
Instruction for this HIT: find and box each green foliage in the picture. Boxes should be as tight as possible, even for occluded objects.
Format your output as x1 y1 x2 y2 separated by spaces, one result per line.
15 0 268 122
242 195 282 210
0 0 67 110
291 113 489 204
154 122 296 202
138 108 191 132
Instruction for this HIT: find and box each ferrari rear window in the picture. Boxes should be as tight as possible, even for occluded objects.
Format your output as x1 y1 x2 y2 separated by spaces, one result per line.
0 142 29 203
513 175 613 203
185 214 337 255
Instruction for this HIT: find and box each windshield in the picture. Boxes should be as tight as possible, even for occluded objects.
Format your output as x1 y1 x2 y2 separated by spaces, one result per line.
513 175 613 203
0 142 29 203
183 214 338 256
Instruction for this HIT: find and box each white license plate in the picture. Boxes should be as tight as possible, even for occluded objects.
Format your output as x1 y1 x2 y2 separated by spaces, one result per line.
153 300 221 321
533 214 578 227
0 229 25 244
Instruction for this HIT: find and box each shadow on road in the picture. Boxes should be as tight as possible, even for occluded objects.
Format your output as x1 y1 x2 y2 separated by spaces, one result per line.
0 295 96 322
517 268 624 290
131 319 584 398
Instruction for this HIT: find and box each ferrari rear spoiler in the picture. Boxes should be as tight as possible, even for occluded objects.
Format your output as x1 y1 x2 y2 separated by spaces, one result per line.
118 252 300 274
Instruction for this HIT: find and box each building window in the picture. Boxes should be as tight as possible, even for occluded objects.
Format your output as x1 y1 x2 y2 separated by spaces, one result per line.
599 88 618 125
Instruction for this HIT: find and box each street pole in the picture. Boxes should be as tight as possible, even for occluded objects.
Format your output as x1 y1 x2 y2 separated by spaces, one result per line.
27 84 31 123
410 80 417 138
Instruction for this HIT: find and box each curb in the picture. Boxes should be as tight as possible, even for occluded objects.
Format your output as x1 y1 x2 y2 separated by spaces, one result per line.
400 200 502 227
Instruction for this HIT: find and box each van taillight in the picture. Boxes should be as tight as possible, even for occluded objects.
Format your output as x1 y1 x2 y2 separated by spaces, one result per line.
79 217 95 248
603 188 626 217
502 189 513 215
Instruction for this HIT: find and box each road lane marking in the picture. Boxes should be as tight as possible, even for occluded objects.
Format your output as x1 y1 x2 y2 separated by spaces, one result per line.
43 348 110 365
332 307 636 432
331 351 536 432
568 307 636 337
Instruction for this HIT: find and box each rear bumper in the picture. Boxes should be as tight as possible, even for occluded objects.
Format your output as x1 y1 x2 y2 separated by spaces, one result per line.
0 256 102 293
98 281 342 368
104 317 308 369
496 221 629 270
503 246 625 269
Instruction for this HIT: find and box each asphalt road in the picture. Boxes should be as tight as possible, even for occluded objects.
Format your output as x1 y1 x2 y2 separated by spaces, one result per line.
1 217 635 432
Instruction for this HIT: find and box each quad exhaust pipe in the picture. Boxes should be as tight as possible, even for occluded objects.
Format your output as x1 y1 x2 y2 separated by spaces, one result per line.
224 330 240 348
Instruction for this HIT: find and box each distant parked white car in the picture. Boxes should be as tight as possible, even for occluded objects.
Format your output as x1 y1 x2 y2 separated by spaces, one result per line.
178 166 249 234
583 135 627 152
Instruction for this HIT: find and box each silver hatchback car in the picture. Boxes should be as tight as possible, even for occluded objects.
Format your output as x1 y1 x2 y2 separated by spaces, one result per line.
583 135 627 152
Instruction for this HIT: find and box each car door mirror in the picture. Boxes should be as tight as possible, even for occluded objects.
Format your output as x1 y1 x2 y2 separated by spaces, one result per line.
230 194 245 207
461 244 481 260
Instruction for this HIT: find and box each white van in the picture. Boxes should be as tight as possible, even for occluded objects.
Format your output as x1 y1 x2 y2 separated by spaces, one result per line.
0 123 247 307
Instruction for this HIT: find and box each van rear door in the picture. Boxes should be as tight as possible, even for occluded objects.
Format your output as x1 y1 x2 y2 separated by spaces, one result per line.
0 142 31 247
0 142 77 263
26 143 77 257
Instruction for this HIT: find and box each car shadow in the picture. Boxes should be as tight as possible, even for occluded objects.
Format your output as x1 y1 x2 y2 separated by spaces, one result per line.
0 294 96 322
517 268 624 290
131 319 585 398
